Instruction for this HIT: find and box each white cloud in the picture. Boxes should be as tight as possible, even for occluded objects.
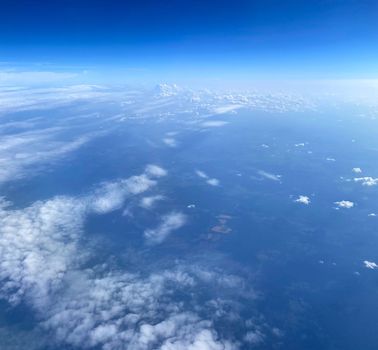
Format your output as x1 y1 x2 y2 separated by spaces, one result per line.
0 129 94 184
211 105 242 115
0 70 77 85
92 175 157 214
163 137 177 147
196 170 208 179
139 195 165 209
207 178 220 186
352 167 362 173
144 212 187 244
354 177 378 186
257 170 282 182
201 121 229 128
145 164 168 178
334 200 354 209
364 260 378 269
195 170 220 187
0 170 247 349
294 195 311 205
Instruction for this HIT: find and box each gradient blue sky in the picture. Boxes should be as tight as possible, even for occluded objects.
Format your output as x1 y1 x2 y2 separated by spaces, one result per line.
1 0 378 83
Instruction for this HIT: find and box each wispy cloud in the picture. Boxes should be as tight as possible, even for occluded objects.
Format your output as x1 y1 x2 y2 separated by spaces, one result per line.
144 212 187 244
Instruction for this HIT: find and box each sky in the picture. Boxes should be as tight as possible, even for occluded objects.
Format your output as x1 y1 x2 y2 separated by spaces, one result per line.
1 0 378 84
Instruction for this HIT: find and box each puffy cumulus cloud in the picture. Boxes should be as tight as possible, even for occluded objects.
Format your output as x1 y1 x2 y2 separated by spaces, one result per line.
354 176 378 186
0 167 166 305
140 195 165 209
144 212 187 245
39 265 242 350
294 195 311 205
364 260 378 269
0 196 87 306
334 200 354 209
195 170 220 187
352 167 362 174
0 175 247 349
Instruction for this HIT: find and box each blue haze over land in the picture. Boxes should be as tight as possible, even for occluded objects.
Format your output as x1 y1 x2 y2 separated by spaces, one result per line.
1 1 378 349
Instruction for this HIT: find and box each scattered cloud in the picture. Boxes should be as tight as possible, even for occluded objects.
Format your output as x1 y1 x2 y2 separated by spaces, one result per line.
364 260 378 269
145 164 168 178
144 212 187 244
352 167 362 173
354 176 378 186
195 170 220 186
139 195 165 209
294 195 311 205
334 200 354 209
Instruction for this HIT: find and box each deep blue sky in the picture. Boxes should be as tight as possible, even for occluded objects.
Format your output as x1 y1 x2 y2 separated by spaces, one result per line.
1 0 378 82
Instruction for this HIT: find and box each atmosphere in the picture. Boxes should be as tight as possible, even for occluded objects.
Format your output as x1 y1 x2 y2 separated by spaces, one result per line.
1 2 378 350
1 0 378 83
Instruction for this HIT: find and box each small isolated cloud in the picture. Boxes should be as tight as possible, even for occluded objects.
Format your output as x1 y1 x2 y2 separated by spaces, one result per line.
364 260 378 269
201 120 229 128
257 170 282 182
196 170 208 179
207 178 220 186
139 195 165 209
195 170 220 187
144 212 186 244
334 200 354 209
294 142 305 147
294 195 311 205
368 213 376 217
352 167 362 173
354 176 378 186
163 137 177 147
145 164 167 178
326 157 336 162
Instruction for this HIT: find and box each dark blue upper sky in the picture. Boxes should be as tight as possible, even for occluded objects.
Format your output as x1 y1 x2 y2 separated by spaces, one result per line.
1 0 378 82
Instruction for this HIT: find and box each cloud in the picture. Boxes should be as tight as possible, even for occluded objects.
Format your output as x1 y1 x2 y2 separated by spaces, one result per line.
354 177 378 186
195 170 220 187
334 200 354 209
352 167 362 173
211 105 242 115
140 195 165 209
201 121 229 128
294 195 310 205
257 170 282 182
92 165 167 214
0 169 249 349
145 164 168 178
364 260 378 269
144 212 187 244
0 129 94 184
0 70 77 85
162 137 177 147
207 178 220 186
